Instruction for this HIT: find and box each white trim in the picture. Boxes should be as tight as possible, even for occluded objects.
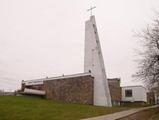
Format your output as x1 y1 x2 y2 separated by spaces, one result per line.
22 72 92 86
46 72 91 81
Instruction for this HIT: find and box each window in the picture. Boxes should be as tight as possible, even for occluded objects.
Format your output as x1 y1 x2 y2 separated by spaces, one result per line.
125 89 132 97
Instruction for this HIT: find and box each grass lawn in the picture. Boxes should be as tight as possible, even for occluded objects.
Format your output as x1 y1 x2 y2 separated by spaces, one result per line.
0 96 128 120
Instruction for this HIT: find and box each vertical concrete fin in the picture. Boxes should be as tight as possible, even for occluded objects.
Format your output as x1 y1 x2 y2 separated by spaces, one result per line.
84 16 112 107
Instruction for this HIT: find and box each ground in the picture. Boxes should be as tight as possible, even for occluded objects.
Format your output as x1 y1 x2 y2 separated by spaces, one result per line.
154 116 159 120
152 112 159 120
0 96 127 120
118 107 159 120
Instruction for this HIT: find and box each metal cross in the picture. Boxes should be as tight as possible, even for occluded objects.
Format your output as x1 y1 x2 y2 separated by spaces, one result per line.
87 6 96 16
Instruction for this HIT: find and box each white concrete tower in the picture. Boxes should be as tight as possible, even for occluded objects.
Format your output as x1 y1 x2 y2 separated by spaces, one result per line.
84 15 112 107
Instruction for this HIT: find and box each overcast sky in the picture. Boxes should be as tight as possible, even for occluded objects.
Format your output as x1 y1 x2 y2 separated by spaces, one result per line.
0 0 159 91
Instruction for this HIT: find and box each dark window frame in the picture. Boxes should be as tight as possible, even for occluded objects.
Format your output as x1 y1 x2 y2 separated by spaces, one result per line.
125 89 132 97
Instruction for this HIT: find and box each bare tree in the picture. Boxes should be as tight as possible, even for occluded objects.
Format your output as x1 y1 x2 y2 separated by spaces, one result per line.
134 16 159 88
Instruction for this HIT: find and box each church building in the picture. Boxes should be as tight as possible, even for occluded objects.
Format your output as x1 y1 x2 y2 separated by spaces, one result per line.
21 15 112 107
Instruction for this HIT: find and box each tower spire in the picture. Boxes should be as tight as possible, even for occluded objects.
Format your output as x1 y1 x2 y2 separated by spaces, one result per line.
84 16 112 107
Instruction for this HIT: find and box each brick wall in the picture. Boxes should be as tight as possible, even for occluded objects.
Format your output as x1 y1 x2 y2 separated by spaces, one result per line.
108 78 121 105
44 75 94 105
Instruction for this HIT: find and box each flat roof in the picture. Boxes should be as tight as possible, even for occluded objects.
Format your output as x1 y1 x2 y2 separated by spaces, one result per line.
45 72 92 81
121 85 146 89
107 78 120 80
22 72 92 84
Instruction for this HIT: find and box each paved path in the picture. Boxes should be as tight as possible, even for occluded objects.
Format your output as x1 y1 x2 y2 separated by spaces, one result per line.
81 105 159 120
